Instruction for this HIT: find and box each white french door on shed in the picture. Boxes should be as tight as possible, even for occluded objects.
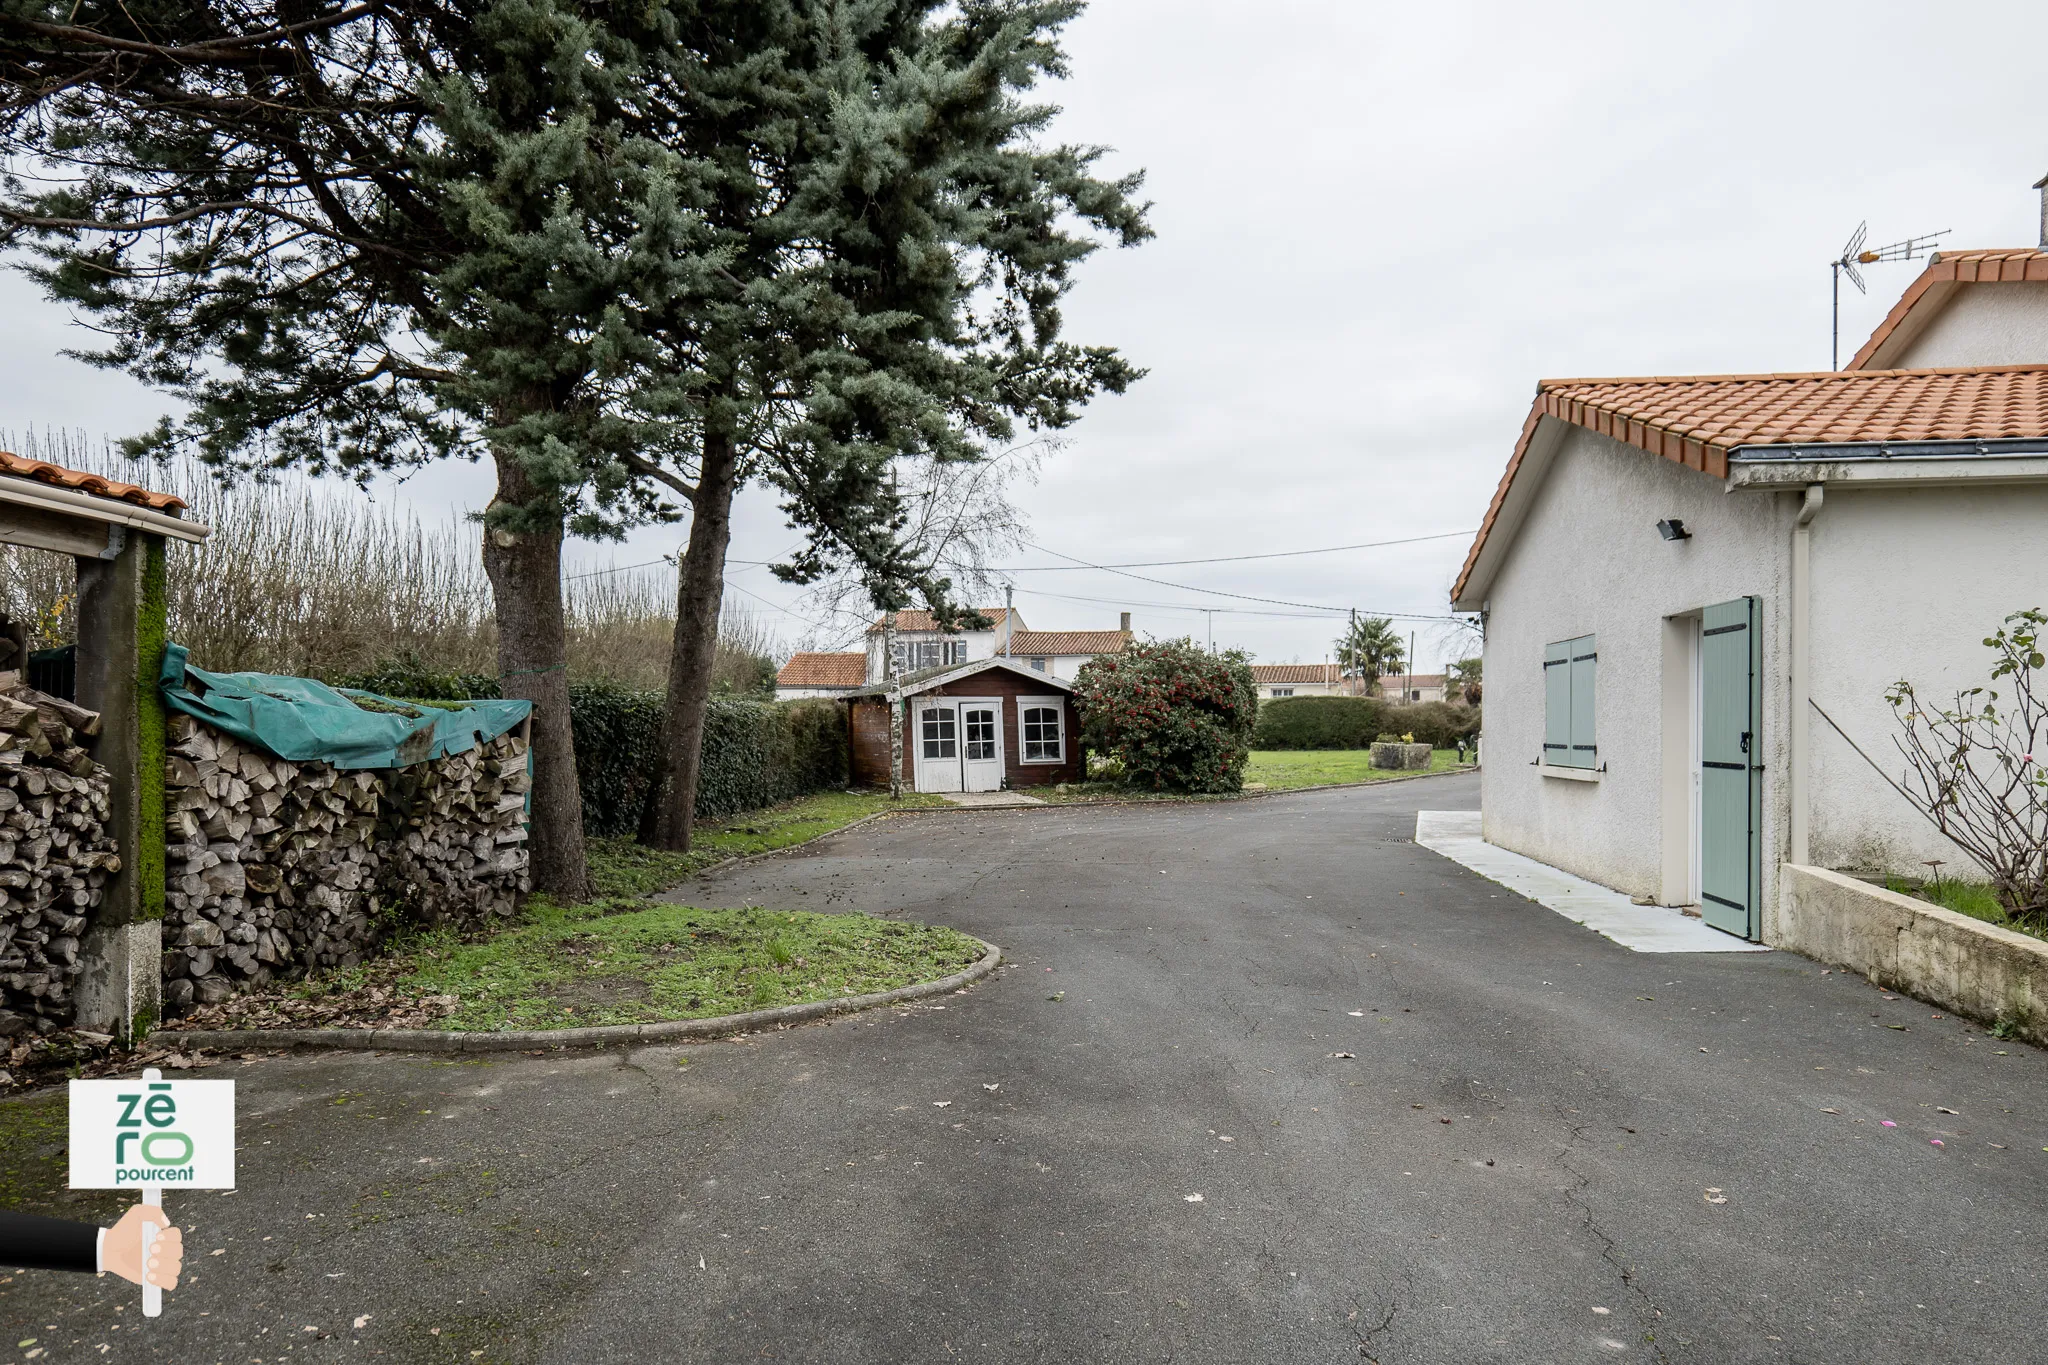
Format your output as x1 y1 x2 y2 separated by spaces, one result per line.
912 698 1004 793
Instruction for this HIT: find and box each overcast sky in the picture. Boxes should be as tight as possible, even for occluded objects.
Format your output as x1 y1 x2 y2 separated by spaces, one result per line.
6 0 2047 673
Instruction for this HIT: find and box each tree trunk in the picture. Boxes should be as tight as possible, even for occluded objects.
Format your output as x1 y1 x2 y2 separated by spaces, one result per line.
640 425 743 850
481 449 592 901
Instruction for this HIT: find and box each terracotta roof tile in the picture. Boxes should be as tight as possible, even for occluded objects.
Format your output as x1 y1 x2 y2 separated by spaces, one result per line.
0 450 186 512
866 607 1009 634
1251 664 1338 684
1453 364 2048 601
1847 249 2048 370
1007 630 1129 656
775 652 866 688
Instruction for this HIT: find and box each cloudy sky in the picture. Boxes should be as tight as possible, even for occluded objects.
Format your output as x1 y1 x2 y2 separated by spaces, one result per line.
5 0 2047 673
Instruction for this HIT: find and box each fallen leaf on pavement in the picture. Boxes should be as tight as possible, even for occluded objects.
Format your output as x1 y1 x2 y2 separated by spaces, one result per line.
983 1083 999 1091
1704 1188 1727 1205
1327 1052 1355 1059
1347 1011 1365 1017
1184 1193 1203 1203
353 1316 371 1330
1937 1107 1960 1115
933 1101 952 1108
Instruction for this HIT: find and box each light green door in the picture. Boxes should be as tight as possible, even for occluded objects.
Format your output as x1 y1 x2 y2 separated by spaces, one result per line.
1700 597 1762 940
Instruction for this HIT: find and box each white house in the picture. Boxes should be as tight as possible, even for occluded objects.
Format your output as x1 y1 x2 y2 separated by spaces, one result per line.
1251 663 1345 698
775 607 1132 700
1380 671 1449 703
1453 239 2048 944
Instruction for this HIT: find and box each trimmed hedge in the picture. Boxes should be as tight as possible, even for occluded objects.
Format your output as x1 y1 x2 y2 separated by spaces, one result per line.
1254 696 1481 750
337 664 845 836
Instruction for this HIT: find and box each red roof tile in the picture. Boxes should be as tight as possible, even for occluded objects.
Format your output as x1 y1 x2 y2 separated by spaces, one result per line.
1847 249 2048 371
1007 630 1129 656
866 608 1009 634
1453 364 2048 601
775 652 866 688
0 450 186 512
1251 664 1338 684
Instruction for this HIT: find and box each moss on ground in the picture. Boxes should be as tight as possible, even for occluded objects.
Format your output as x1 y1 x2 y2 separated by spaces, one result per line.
0 1091 126 1220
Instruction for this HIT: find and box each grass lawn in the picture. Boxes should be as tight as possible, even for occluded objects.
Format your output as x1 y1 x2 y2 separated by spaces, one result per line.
590 788 948 898
166 787 969 1036
1245 748 1467 790
394 901 983 1032
1887 876 2048 944
1037 748 1470 803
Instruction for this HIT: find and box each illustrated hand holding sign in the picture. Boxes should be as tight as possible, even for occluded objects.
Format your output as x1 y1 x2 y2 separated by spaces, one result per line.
69 1068 234 1316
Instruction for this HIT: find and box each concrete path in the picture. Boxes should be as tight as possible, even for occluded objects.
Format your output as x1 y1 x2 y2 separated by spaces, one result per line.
6 772 2047 1364
1415 810 1771 954
940 790 1045 808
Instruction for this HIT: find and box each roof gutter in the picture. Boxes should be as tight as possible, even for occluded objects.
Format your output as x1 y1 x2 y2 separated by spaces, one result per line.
0 473 211 544
1729 436 2048 463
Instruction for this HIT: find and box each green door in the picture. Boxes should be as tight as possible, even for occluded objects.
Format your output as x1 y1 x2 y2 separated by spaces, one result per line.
1700 597 1762 940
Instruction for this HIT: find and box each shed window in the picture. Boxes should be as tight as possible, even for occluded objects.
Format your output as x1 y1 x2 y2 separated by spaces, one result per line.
1020 700 1064 762
1543 635 1597 768
1271 687 1294 697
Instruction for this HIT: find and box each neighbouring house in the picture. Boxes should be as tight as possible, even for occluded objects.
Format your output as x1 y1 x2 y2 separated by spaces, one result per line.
1250 663 1345 699
1452 200 2048 945
844 657 1083 792
775 606 1132 700
773 651 867 699
1378 671 1448 703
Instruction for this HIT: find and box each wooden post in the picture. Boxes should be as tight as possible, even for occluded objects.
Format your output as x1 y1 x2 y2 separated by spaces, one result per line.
73 531 168 1043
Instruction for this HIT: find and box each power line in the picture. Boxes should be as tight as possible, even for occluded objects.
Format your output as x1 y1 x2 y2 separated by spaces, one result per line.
1017 540 1464 621
997 529 1475 572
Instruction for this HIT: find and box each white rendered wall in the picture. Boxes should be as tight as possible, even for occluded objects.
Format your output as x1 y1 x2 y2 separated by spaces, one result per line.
1805 483 2048 876
1479 426 1791 906
863 629 999 683
1892 283 2048 369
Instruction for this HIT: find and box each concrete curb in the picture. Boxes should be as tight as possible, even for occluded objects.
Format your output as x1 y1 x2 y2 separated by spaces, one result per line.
166 938 1003 1054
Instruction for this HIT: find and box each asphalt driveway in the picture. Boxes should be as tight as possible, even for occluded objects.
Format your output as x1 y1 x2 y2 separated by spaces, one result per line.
6 771 2047 1364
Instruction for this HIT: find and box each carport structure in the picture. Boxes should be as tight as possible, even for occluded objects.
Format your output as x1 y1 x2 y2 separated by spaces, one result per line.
0 451 209 1039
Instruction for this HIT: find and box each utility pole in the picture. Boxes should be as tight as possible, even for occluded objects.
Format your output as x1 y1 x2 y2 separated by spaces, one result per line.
1205 609 1214 653
1004 584 1013 657
1408 630 1416 702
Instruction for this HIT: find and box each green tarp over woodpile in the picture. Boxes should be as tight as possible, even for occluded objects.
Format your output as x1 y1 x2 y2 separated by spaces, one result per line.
158 643 531 771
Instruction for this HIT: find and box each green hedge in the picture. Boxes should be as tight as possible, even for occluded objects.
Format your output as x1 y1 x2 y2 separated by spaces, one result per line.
337 664 845 836
569 690 848 836
1254 696 1480 750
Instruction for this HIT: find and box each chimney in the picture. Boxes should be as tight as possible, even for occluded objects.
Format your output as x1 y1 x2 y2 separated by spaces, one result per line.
2037 172 2048 248
1119 611 1131 633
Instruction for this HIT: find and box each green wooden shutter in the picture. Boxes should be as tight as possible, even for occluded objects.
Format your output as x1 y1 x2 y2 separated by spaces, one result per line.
1569 635 1597 769
1544 639 1572 765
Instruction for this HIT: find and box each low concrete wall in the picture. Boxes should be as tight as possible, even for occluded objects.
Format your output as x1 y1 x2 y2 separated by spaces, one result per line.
1776 864 2048 1043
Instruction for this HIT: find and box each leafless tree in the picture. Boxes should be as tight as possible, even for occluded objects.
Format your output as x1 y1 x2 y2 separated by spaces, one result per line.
1887 608 2048 924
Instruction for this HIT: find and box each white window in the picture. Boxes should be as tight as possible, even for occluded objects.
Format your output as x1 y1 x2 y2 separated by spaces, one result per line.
1019 697 1065 763
892 639 967 674
1270 687 1294 697
920 706 957 759
1030 657 1047 672
1543 634 1597 768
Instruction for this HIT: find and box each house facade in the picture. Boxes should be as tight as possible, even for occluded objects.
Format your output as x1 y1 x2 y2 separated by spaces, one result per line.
1251 663 1345 698
1455 244 2048 944
845 657 1084 792
1380 671 1448 703
775 607 1132 700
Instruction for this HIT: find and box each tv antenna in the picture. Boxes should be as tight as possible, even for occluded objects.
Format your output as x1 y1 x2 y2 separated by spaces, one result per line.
1831 222 1949 370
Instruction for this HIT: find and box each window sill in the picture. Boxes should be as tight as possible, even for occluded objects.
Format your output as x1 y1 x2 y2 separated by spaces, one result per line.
1539 762 1602 782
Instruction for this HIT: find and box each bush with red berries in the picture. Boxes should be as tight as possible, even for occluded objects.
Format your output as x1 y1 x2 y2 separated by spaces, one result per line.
1072 638 1258 793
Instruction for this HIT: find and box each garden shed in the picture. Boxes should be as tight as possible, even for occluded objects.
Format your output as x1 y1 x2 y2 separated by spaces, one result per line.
846 657 1083 793
0 450 210 1040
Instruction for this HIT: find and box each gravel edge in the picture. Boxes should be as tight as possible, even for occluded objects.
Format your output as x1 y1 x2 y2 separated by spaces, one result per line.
168 938 1003 1054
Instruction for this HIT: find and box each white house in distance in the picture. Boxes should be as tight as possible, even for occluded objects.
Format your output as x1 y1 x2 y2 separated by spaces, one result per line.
774 607 1132 699
1454 219 2048 944
1250 663 1345 698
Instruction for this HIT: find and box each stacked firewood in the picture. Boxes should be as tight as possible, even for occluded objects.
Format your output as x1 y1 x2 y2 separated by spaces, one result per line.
0 668 118 1037
161 716 529 1012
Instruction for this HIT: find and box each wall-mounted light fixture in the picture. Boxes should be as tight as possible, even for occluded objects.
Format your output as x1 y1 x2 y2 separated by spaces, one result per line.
1655 518 1692 542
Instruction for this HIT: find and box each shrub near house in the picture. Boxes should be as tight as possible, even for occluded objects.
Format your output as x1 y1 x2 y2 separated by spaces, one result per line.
1073 639 1258 793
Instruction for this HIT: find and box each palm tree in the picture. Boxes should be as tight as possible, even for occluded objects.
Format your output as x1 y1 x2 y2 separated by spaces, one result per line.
1336 616 1405 694
1448 656 1483 706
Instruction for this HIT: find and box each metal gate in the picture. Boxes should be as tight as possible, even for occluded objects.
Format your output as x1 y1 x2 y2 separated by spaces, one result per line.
1700 597 1762 940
